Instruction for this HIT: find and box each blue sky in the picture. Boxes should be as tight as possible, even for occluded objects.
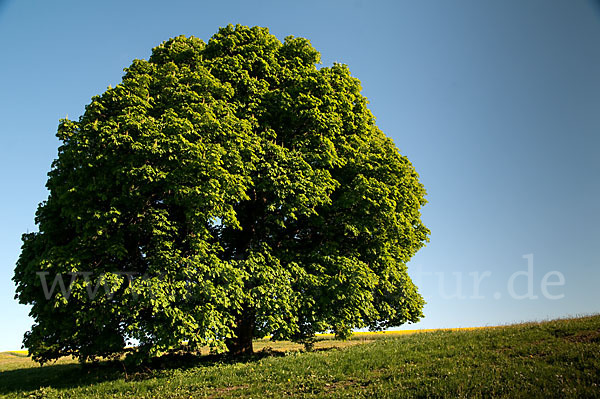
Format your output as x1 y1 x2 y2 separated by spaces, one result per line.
0 0 599 351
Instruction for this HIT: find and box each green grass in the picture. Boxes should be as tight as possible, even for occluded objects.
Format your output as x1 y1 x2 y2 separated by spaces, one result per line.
1 315 599 398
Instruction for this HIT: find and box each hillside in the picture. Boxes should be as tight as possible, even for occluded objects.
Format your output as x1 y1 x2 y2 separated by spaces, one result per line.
1 315 599 398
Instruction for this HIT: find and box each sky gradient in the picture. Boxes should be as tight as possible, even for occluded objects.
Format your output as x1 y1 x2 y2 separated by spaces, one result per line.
0 0 599 351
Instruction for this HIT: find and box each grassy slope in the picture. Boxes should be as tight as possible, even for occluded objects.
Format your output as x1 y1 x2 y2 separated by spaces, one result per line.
0 316 598 398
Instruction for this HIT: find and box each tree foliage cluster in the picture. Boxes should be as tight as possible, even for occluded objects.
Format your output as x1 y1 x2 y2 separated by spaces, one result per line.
14 25 429 363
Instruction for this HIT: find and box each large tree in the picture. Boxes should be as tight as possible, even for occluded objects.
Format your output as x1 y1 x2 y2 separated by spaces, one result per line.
14 25 429 363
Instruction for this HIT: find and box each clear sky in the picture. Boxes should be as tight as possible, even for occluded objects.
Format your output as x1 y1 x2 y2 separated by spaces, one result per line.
0 0 599 351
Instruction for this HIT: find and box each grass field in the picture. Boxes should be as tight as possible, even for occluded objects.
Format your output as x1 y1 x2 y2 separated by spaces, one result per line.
0 316 598 398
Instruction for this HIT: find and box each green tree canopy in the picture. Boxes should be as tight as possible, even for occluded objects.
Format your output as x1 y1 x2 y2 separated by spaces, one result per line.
14 24 429 363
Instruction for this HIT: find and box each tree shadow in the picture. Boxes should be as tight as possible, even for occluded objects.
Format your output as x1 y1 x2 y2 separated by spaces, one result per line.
0 349 286 395
0 361 121 395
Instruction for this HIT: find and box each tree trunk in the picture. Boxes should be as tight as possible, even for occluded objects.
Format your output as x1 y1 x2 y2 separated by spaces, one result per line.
225 309 255 356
